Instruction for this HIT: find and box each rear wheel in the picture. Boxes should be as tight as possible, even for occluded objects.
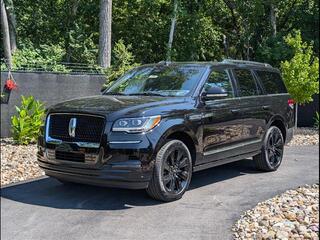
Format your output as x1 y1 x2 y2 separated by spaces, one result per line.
253 126 284 171
147 140 192 202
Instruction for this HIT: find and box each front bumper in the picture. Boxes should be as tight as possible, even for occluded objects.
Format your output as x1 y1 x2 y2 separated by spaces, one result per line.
37 136 153 189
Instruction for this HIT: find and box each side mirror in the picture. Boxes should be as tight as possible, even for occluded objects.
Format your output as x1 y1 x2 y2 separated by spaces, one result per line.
202 87 228 101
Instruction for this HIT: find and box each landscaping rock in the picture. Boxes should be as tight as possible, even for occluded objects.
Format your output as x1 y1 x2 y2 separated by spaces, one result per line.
287 128 319 146
1 138 44 186
233 184 319 240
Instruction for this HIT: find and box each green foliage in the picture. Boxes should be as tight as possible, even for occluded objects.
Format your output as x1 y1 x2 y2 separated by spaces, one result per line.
2 44 70 72
256 35 293 67
67 24 99 64
280 31 319 104
0 0 319 68
314 112 319 130
102 40 139 90
11 96 46 145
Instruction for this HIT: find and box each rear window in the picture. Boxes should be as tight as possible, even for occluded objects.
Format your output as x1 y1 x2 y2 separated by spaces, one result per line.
255 71 287 94
234 69 260 97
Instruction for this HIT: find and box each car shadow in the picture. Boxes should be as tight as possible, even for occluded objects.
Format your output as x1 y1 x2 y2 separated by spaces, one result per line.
1 159 260 210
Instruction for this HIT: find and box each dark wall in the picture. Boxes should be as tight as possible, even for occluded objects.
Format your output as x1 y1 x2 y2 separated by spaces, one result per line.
1 71 105 137
298 94 319 127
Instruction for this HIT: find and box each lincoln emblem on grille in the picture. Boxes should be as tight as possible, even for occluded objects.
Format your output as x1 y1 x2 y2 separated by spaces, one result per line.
68 118 77 137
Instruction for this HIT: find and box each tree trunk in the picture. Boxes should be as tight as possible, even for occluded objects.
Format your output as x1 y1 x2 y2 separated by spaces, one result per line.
4 0 17 52
166 0 178 62
295 103 298 128
270 2 277 37
1 0 12 69
98 0 112 68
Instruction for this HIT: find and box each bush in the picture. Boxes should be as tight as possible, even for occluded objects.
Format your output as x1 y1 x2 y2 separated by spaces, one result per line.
280 30 319 104
11 96 46 145
102 40 139 91
1 44 70 73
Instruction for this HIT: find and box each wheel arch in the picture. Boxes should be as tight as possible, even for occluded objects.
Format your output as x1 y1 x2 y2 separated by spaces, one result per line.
155 126 200 166
268 116 287 142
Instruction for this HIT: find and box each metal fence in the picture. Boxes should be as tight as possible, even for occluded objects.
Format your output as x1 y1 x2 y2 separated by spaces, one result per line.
1 59 104 75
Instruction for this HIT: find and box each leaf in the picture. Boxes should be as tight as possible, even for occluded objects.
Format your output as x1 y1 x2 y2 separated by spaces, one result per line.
11 96 45 144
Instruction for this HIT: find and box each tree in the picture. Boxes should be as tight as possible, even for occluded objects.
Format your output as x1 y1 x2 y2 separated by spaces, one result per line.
167 0 178 61
4 0 17 52
102 40 139 90
280 30 319 127
98 0 112 68
270 1 277 37
1 0 12 69
280 31 319 104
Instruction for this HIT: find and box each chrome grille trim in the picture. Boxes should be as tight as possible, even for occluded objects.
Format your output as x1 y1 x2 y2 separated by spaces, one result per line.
45 113 104 149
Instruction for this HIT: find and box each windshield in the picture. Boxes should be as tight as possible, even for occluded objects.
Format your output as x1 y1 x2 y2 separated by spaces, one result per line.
104 64 207 97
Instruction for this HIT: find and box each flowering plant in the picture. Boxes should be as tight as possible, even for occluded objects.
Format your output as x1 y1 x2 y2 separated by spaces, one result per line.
5 79 17 90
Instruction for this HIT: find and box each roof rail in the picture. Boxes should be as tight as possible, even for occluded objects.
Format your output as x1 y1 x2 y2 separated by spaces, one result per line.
222 59 272 68
158 60 171 66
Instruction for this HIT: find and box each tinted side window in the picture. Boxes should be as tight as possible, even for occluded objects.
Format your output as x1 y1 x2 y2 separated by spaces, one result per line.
204 70 233 98
256 71 287 94
234 69 259 96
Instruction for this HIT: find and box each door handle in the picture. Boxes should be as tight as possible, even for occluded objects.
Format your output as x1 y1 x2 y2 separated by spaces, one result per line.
262 105 270 110
231 109 240 114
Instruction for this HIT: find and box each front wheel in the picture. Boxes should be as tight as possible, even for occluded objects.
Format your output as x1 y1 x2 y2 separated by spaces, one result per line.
253 126 284 171
146 140 193 202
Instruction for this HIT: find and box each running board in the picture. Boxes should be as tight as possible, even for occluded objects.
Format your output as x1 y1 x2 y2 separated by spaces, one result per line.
193 150 261 172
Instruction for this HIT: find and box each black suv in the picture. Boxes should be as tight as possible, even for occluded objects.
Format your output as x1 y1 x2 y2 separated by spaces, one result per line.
37 60 295 201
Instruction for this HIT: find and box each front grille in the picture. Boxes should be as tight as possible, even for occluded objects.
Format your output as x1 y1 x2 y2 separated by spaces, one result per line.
48 114 105 143
55 151 85 162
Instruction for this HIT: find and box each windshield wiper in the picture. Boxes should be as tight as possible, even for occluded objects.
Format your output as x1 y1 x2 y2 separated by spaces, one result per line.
128 92 167 97
103 92 127 96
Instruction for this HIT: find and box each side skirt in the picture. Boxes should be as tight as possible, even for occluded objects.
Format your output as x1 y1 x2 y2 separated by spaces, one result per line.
193 150 261 172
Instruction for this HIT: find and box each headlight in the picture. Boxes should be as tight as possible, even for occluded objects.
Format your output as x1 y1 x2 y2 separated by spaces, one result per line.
112 115 161 133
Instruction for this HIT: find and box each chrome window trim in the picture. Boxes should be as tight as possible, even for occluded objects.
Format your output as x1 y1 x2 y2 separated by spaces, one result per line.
204 93 289 105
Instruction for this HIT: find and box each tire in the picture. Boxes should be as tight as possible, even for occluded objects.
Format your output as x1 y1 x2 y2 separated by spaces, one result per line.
253 126 284 171
146 140 193 202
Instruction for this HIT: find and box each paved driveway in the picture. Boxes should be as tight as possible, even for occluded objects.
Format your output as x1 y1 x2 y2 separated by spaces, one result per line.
1 146 319 240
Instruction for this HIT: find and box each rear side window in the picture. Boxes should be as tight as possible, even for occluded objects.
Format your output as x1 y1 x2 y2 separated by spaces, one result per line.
255 71 287 94
233 69 260 97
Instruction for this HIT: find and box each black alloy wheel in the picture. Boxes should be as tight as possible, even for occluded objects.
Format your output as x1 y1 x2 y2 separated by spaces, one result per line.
162 147 191 194
266 127 284 168
253 126 284 171
147 140 192 201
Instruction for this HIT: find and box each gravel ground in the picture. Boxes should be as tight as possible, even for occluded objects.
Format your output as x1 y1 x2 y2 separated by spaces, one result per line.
0 127 318 186
288 128 319 146
0 139 43 186
233 184 319 240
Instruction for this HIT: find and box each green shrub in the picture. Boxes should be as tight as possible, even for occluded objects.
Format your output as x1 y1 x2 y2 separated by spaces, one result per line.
314 112 319 130
11 96 46 145
102 40 139 91
280 30 319 104
2 44 70 73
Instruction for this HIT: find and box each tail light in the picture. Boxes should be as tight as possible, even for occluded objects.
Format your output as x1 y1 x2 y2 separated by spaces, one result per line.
288 99 295 109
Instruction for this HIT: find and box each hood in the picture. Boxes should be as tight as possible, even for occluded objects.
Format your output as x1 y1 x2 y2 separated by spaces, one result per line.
48 95 191 119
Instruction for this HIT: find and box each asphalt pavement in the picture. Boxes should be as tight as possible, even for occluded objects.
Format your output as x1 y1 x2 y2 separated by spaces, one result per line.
1 145 319 240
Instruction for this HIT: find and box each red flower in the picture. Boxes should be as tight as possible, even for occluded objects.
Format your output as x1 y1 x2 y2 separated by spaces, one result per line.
5 79 17 90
